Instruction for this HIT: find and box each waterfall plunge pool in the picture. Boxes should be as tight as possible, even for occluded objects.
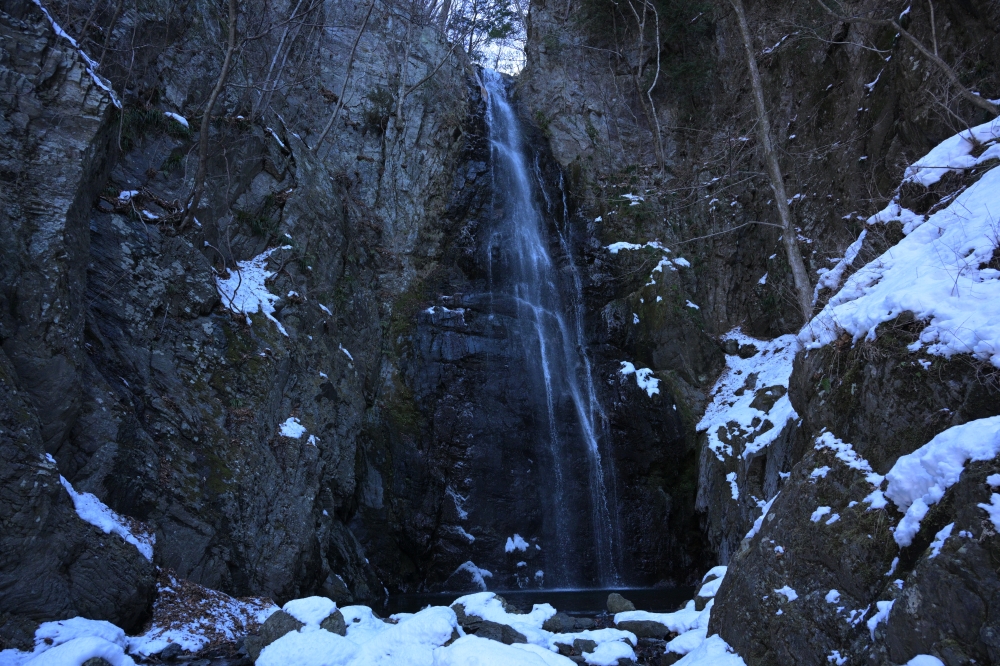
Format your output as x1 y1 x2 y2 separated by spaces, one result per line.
385 587 696 616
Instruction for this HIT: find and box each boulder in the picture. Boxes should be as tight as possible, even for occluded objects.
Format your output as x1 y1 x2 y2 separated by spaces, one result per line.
466 619 527 645
247 610 304 660
320 610 347 637
615 620 668 639
542 611 575 633
607 593 636 614
573 638 598 653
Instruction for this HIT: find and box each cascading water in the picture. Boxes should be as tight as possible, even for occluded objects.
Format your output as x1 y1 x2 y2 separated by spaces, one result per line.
481 69 621 587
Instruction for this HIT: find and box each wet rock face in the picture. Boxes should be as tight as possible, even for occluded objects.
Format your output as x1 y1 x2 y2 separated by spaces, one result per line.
351 84 716 590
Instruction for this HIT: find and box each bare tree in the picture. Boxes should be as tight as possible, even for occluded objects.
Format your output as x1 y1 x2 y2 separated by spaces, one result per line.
183 0 238 230
814 0 998 117
730 0 814 322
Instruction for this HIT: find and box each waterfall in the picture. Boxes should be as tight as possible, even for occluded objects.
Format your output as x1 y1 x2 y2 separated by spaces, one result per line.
481 69 620 587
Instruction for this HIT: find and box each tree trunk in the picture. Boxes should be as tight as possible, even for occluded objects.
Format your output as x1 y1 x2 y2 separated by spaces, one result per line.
437 0 452 29
730 0 813 322
182 0 238 230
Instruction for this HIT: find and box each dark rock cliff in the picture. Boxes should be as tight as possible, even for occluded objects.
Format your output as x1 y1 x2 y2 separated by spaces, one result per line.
0 0 470 631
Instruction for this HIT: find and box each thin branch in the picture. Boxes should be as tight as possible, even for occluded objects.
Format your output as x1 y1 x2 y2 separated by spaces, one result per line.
814 0 999 116
182 0 238 230
312 0 377 152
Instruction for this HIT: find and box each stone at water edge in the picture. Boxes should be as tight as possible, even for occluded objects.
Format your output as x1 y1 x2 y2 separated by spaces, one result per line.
543 611 597 634
542 611 575 633
616 619 669 639
607 592 636 613
472 620 528 645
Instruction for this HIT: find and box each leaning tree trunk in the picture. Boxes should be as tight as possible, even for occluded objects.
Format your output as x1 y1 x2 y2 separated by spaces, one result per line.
730 0 813 323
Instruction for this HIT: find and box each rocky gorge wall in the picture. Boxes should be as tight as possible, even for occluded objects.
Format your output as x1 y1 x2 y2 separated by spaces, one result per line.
0 0 707 645
0 0 473 638
518 0 1000 663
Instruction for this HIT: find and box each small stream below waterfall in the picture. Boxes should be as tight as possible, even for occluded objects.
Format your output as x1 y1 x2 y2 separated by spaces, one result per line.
480 69 622 588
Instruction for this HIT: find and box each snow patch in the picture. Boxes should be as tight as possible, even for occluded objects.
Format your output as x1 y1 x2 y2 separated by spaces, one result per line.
59 476 154 561
619 362 660 397
215 247 291 335
505 534 529 552
698 329 799 461
800 119 1000 368
884 416 1000 546
163 112 188 128
279 417 307 439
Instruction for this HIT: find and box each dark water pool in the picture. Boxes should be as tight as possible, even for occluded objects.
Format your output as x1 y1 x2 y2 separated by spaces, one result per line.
385 587 695 616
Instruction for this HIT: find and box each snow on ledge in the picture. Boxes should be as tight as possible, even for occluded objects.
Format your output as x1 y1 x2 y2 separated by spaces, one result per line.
800 119 1000 368
215 247 291 336
698 329 799 461
883 416 1000 546
31 0 121 108
619 361 660 397
59 471 154 561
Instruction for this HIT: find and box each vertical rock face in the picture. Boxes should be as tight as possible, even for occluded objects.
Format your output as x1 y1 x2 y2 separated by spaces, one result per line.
352 73 718 591
0 0 155 630
0 0 471 625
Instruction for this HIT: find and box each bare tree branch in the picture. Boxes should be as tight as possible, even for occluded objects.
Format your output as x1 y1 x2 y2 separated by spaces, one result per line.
313 0 378 153
814 0 999 117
